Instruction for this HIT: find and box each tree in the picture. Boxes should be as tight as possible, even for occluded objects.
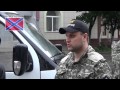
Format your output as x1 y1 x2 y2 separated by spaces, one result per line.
76 11 120 45
102 11 120 44
76 11 102 43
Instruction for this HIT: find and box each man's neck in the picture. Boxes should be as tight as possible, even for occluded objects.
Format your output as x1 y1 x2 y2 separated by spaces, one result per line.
74 45 88 62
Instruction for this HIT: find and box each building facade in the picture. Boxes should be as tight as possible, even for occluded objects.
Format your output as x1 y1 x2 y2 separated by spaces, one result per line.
16 11 76 53
5 11 119 53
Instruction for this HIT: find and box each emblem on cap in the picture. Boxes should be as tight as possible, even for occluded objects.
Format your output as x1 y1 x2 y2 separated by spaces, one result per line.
67 24 75 27
67 20 75 27
70 19 75 24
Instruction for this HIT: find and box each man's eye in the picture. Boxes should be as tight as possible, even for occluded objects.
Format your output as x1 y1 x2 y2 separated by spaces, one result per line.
70 35 75 38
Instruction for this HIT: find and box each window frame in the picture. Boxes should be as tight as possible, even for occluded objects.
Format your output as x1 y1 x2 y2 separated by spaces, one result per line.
44 11 63 33
46 16 60 32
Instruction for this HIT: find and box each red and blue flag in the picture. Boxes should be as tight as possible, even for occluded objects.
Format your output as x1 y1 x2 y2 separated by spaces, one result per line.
5 17 24 31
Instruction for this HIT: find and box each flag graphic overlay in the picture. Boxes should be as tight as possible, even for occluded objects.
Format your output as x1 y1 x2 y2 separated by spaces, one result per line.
5 17 24 31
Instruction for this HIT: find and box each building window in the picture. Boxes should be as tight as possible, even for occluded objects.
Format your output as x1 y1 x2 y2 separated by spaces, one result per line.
46 11 60 32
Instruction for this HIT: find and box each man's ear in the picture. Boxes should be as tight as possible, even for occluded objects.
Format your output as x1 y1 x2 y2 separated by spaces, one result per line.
83 33 88 39
82 33 89 43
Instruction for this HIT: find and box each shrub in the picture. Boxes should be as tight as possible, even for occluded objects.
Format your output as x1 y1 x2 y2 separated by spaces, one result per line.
94 43 111 52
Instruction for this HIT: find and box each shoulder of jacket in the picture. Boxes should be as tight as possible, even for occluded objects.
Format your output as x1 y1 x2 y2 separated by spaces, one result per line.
60 52 72 64
87 51 105 62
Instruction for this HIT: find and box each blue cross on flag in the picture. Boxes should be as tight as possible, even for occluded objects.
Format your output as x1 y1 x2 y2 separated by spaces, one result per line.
5 17 24 31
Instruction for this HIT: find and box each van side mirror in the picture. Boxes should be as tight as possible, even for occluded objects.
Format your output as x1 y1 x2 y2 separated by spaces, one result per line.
13 44 28 76
55 44 62 52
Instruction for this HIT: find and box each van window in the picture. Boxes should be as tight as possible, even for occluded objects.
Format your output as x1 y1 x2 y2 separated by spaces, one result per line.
36 51 55 71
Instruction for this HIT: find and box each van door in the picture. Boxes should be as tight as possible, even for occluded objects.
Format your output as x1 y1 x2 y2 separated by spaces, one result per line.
0 22 40 79
36 51 57 79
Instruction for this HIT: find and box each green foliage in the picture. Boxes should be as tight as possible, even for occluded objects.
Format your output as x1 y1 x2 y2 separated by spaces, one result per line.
76 11 120 43
102 11 120 33
101 11 120 43
76 11 102 41
94 43 111 53
76 11 101 24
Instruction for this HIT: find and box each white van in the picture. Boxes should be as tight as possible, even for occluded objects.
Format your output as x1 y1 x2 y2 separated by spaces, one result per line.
0 11 65 79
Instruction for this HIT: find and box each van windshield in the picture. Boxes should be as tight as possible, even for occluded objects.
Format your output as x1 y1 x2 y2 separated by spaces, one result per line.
1 11 64 62
24 21 63 59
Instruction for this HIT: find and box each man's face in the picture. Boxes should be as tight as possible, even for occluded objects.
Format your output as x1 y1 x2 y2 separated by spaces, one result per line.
65 31 86 52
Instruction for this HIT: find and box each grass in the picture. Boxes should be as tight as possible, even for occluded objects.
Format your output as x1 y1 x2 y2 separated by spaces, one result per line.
94 44 111 53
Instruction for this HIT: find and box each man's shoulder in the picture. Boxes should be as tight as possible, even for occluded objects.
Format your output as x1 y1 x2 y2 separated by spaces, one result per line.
87 51 105 63
60 52 72 64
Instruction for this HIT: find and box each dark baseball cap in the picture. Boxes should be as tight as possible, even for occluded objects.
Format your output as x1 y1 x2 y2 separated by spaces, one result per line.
59 20 89 34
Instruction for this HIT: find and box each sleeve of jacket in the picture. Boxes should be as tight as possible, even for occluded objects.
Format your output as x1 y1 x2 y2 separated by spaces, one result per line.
94 59 113 79
55 61 67 79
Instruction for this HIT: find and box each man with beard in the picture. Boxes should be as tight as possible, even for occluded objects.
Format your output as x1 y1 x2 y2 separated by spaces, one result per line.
55 20 112 79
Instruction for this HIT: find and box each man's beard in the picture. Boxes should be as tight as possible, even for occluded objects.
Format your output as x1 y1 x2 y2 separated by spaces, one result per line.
69 45 83 52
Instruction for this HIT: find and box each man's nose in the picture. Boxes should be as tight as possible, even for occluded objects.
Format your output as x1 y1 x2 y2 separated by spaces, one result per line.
66 37 70 43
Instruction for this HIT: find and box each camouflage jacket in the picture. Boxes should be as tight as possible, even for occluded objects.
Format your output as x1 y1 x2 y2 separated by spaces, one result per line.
112 40 120 79
55 45 112 79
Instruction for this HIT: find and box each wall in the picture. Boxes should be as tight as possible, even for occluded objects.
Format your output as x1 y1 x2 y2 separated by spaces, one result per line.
39 11 76 40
